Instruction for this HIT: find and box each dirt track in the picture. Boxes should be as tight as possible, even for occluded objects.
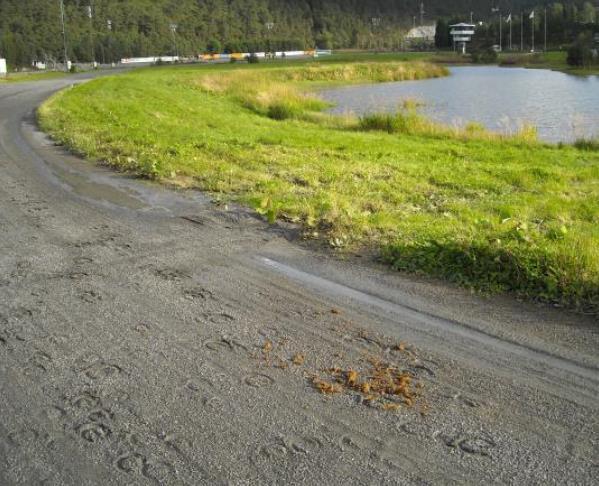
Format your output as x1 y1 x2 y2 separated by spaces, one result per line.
1 73 598 485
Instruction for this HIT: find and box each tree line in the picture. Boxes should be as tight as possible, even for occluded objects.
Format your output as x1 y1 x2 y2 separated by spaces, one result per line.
0 0 597 68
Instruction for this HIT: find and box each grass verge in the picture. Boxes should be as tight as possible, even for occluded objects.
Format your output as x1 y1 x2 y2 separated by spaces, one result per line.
0 71 68 83
499 50 599 76
38 60 599 314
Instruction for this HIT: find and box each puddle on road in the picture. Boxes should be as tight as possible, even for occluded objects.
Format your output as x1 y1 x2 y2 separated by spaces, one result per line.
24 123 210 215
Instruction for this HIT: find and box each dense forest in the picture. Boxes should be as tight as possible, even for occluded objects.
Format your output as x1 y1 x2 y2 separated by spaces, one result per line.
0 0 597 67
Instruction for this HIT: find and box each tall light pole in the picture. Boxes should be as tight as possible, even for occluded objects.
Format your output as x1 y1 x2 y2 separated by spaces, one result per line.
170 23 179 58
508 13 512 51
265 22 274 54
59 0 69 71
492 7 502 51
87 3 95 66
106 20 113 64
544 8 547 51
530 10 535 52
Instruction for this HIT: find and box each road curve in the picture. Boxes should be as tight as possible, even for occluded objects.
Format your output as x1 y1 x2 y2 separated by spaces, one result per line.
1 73 598 485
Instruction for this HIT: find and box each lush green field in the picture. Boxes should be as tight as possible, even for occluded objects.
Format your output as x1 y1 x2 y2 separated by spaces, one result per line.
0 71 68 83
39 60 599 313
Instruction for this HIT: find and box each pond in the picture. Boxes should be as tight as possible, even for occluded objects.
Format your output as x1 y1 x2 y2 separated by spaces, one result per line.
321 66 599 143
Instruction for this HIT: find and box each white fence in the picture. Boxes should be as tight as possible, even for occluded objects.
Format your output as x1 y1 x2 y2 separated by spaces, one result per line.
121 56 180 64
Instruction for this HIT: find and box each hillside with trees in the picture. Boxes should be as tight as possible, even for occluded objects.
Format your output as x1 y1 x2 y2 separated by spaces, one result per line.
0 0 597 67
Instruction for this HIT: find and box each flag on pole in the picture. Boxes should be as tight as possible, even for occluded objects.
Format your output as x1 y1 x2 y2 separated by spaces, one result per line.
529 11 535 19
506 13 512 23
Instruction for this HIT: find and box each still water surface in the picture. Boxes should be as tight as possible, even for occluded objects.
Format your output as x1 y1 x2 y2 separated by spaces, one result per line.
321 66 599 143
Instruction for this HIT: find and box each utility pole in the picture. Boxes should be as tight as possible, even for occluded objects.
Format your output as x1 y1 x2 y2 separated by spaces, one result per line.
59 0 69 71
470 11 473 24
420 2 425 26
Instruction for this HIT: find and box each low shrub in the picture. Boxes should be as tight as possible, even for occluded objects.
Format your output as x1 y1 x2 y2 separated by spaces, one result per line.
574 138 599 151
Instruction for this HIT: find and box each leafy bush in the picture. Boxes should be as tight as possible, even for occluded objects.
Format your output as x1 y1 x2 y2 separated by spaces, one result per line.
574 138 599 151
471 47 498 64
206 39 222 54
567 32 597 68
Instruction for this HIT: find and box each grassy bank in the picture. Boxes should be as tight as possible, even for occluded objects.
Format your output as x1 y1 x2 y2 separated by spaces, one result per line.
39 61 599 313
0 71 68 83
499 50 599 76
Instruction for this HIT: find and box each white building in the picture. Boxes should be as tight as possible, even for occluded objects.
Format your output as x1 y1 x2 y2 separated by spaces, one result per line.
450 23 476 54
405 25 436 47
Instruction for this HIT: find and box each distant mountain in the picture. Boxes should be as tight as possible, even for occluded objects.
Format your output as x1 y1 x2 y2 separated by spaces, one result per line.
0 0 595 67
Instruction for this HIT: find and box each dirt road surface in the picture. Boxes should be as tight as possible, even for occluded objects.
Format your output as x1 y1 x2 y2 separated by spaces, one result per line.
1 73 598 485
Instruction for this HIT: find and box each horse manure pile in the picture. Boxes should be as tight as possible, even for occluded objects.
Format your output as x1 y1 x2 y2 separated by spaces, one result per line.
310 356 424 412
255 327 427 414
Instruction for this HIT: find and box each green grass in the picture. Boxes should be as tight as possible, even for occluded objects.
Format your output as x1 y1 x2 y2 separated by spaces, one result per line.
38 60 599 314
499 50 599 76
0 71 68 83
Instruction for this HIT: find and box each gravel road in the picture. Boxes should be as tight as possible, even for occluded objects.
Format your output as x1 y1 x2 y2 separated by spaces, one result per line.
0 72 598 485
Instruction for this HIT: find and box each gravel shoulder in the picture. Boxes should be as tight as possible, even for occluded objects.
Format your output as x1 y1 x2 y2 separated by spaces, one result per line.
0 75 598 485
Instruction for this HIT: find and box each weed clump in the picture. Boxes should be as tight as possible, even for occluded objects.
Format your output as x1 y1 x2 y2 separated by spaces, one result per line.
359 107 538 143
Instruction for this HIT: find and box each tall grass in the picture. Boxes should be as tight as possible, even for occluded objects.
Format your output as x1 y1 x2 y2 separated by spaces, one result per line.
196 61 447 121
359 109 538 143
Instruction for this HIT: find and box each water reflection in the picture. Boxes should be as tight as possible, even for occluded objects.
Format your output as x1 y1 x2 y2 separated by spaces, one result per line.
321 66 599 143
